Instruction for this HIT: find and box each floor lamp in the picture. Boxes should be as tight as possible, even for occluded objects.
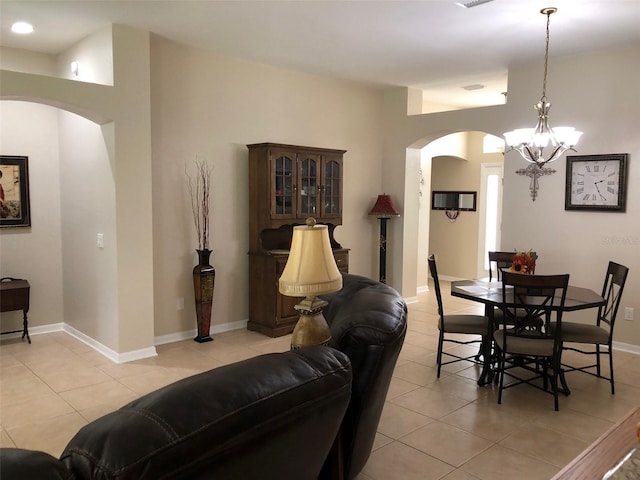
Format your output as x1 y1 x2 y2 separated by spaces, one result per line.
369 194 400 284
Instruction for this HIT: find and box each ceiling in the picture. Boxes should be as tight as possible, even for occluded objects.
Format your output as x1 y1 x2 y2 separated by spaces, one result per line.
1 0 639 110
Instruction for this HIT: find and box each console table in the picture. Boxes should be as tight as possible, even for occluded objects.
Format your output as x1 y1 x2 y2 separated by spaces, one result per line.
0 277 31 344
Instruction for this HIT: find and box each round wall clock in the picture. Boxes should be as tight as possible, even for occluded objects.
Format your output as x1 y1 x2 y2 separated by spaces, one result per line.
565 153 628 211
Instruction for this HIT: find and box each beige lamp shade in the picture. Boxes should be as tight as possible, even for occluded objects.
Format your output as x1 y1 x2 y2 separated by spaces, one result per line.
279 220 342 297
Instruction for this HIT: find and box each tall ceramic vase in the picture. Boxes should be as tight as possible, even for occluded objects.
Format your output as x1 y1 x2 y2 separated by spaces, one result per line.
193 249 215 343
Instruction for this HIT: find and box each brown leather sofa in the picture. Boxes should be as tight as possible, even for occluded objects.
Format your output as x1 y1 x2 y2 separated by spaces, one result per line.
0 274 407 480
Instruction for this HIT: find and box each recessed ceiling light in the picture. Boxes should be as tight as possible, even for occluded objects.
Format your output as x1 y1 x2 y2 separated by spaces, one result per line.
11 22 34 34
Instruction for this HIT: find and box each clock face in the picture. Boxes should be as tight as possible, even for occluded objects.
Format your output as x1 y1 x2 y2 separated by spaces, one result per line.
570 160 620 206
565 154 628 212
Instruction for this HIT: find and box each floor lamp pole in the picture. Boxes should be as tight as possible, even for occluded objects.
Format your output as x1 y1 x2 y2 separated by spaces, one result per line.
378 217 388 284
368 193 400 285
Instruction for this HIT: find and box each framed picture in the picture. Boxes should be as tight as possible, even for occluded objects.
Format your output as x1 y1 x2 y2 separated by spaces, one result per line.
0 155 31 227
565 153 628 212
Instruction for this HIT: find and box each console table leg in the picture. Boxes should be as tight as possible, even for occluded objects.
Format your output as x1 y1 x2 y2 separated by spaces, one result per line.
22 311 31 344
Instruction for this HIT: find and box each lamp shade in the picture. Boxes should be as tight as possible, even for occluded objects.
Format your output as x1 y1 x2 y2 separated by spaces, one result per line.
279 220 342 297
369 194 400 218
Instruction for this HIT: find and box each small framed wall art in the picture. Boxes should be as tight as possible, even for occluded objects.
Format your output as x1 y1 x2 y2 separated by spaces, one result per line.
565 153 628 212
0 155 31 227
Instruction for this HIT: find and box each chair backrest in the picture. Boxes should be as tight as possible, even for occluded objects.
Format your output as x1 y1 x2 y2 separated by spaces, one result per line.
500 271 570 342
598 261 630 334
427 254 445 320
488 251 515 282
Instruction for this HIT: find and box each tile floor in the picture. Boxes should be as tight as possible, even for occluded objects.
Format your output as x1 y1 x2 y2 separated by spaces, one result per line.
1 280 639 480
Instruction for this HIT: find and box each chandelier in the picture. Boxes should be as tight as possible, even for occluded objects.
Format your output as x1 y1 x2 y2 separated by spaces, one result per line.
504 7 582 167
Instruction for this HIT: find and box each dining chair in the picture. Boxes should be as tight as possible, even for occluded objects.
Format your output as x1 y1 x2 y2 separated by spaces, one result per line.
494 271 570 411
551 261 629 395
428 254 491 378
488 251 542 335
488 251 516 282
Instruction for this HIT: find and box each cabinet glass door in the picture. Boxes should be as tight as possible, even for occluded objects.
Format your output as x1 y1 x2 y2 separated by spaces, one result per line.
299 155 319 217
272 154 294 217
322 158 342 217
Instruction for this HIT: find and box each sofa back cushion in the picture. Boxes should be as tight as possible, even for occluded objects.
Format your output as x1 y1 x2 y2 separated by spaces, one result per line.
61 347 351 480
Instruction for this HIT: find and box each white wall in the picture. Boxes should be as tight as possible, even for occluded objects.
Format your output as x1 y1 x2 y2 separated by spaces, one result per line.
1 25 155 358
58 111 117 347
0 101 64 331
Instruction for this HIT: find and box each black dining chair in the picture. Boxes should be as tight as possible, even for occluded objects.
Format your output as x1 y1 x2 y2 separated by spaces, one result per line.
488 251 542 335
550 261 629 395
428 254 491 378
488 251 515 282
494 271 570 411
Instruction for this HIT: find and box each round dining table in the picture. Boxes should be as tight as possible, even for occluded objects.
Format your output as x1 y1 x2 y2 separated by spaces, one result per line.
450 279 606 386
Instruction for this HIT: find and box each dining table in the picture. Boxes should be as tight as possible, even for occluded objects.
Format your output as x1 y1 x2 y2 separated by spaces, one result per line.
450 278 606 387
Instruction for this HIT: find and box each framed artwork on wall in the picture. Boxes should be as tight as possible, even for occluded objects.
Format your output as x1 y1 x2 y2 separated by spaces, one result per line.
0 155 31 228
565 153 628 212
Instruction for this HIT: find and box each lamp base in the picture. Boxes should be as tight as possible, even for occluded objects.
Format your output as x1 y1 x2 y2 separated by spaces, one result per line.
290 297 331 349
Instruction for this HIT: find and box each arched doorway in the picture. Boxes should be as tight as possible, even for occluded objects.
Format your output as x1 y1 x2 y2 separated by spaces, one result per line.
406 131 504 294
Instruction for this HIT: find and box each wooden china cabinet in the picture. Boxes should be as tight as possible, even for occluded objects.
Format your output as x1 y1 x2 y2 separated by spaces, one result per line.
247 143 349 337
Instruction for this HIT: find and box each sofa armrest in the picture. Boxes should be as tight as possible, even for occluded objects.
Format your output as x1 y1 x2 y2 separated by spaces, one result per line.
0 448 73 479
61 346 351 480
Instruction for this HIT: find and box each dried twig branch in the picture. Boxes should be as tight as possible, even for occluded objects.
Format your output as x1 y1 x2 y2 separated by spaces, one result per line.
186 158 213 250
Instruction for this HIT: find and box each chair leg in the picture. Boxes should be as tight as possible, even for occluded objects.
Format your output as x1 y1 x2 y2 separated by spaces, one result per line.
596 344 601 377
436 330 444 378
497 351 505 405
552 369 559 412
608 348 615 395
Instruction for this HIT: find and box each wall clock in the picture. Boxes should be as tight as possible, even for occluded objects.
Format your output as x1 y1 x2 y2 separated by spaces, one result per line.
565 153 628 212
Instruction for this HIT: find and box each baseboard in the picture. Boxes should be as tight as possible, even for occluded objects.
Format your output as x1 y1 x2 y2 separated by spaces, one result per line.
63 324 158 364
11 319 249 363
154 319 248 345
612 340 640 355
14 319 640 359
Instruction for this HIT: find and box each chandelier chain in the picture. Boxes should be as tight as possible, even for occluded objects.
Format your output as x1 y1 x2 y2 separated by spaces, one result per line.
542 10 551 101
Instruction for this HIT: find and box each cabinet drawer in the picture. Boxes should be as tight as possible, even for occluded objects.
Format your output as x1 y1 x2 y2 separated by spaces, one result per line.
334 252 349 273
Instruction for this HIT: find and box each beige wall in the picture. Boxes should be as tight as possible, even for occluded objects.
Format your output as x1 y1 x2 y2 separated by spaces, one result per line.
383 45 640 350
149 35 384 338
1 25 638 353
0 26 384 355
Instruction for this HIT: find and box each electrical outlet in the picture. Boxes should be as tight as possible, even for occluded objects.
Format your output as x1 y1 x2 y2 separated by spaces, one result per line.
176 297 185 311
624 307 634 321
96 233 104 249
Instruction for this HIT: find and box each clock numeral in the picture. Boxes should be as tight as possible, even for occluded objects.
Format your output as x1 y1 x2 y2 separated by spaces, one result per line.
577 181 584 186
607 187 615 194
576 188 584 195
585 165 592 173
593 165 600 172
608 171 617 177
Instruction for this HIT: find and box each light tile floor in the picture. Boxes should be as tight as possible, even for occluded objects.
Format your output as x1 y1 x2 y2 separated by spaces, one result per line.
1 280 639 480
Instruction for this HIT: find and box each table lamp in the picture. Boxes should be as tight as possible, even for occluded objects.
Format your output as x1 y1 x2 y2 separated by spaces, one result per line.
279 218 343 349
369 194 400 284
